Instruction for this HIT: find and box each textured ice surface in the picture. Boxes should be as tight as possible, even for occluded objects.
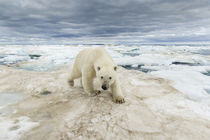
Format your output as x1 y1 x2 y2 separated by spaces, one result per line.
0 66 210 140
0 93 25 107
151 70 210 118
0 116 39 140
0 44 210 139
1 44 209 104
0 44 209 71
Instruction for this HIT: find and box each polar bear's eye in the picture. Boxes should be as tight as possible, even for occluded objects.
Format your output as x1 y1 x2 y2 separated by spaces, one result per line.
101 76 104 79
109 77 112 80
97 66 101 71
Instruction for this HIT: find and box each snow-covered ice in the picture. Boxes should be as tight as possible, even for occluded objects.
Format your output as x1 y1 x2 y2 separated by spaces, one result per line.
0 93 25 107
0 116 39 140
0 44 210 139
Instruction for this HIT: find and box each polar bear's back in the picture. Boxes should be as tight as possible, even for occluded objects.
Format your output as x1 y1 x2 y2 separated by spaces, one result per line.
74 47 114 71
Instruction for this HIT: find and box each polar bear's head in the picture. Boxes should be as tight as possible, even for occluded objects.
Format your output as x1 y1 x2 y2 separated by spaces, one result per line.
95 65 117 90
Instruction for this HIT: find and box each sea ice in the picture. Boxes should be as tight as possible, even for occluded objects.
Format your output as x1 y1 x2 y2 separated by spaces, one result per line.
0 116 39 140
0 44 210 139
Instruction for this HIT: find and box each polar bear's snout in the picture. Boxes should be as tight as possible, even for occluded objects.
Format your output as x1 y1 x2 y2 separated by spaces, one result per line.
102 83 109 90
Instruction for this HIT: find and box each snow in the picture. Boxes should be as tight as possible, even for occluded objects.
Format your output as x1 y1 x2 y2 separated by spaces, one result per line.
150 70 210 118
151 70 210 100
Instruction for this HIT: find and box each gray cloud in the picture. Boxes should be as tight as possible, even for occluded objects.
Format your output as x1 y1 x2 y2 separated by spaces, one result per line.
0 0 210 44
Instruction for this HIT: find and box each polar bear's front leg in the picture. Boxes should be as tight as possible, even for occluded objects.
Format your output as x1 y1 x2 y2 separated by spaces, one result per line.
82 69 100 96
111 79 125 104
82 75 93 96
68 64 81 87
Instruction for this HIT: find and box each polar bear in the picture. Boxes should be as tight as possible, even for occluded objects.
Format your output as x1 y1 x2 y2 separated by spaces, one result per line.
68 48 125 103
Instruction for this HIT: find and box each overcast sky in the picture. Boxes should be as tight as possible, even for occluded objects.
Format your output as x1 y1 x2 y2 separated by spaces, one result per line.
0 0 210 44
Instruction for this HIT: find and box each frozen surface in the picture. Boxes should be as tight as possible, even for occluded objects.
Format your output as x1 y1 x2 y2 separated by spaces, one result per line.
1 44 210 71
0 44 210 139
0 93 25 107
151 70 210 118
151 70 210 100
0 116 39 140
0 65 210 139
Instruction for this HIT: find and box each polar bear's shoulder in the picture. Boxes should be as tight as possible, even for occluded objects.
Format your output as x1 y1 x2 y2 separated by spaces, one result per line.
91 47 107 55
94 48 111 57
79 47 106 55
76 47 113 66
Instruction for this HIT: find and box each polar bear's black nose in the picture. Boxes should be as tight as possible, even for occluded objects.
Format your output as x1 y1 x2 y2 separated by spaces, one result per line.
102 85 107 90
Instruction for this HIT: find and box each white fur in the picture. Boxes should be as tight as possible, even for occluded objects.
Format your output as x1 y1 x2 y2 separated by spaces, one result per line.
68 48 125 103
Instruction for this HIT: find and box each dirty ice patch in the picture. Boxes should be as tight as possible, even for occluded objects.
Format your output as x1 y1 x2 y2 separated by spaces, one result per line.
0 116 39 140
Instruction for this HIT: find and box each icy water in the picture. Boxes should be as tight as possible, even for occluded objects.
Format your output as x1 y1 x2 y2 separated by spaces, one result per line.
203 71 210 76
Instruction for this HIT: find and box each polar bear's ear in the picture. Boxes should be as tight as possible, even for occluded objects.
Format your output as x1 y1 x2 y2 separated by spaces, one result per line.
97 66 101 71
114 66 117 71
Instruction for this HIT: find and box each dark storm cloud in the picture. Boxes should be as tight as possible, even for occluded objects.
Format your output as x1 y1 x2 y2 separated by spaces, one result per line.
0 0 210 44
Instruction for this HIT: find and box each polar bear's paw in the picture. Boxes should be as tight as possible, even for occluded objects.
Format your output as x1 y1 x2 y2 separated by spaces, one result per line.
94 90 101 95
113 96 125 104
68 80 74 87
88 90 101 97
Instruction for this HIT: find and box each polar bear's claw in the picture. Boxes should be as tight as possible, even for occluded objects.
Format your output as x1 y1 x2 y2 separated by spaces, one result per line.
114 96 125 104
95 90 101 95
87 90 101 97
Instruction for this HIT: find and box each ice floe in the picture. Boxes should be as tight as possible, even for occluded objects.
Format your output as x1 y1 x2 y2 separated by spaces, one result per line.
0 44 210 139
